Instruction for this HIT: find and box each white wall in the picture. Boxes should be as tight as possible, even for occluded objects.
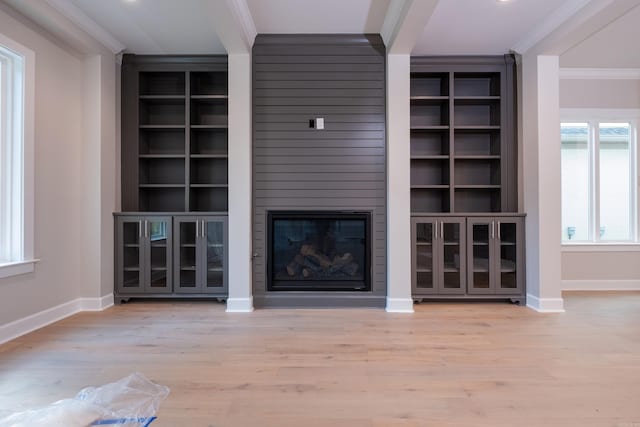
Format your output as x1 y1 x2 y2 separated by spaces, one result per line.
560 79 640 109
0 6 84 324
560 77 640 286
0 5 117 334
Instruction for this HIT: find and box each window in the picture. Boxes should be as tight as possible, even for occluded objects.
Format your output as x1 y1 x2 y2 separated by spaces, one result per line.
561 114 638 244
0 34 35 279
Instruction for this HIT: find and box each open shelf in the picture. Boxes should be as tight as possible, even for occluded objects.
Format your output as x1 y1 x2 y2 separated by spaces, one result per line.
190 157 227 185
139 128 185 155
453 73 500 97
411 103 449 128
411 188 450 213
191 71 227 97
139 99 185 126
191 128 227 155
454 188 501 213
139 158 185 185
411 72 449 97
139 187 186 212
454 103 500 127
190 187 228 212
454 158 500 187
411 129 449 157
139 72 185 96
191 99 228 126
411 159 450 187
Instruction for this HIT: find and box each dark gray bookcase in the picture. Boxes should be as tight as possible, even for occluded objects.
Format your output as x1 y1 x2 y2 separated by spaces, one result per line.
410 55 516 214
117 55 229 302
122 55 228 213
410 56 525 304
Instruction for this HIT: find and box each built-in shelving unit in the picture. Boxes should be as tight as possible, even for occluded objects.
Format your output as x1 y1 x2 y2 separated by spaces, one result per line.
121 56 229 213
410 55 524 304
118 55 229 302
409 57 517 215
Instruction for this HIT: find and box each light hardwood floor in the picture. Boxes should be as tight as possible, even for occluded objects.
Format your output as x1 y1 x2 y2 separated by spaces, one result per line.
1 292 640 426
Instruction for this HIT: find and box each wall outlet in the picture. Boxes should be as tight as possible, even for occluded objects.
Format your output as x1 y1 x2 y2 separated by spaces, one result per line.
316 118 324 130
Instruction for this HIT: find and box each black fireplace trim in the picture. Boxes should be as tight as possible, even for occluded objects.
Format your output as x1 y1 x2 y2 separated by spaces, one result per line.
266 211 372 292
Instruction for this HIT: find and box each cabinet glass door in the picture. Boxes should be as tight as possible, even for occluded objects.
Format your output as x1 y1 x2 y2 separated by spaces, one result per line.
202 219 226 293
146 218 172 293
467 219 493 294
413 221 436 294
175 218 199 293
119 218 144 293
496 220 521 294
439 219 465 294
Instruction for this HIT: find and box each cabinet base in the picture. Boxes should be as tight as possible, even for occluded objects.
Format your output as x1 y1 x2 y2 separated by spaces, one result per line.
413 295 526 306
115 294 227 305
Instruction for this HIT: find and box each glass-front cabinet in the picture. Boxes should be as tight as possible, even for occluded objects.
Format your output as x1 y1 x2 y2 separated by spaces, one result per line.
116 216 172 294
413 219 436 294
467 217 524 295
411 217 466 295
174 216 227 294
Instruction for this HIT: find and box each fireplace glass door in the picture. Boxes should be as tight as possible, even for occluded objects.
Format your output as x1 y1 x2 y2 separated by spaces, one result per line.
268 212 371 291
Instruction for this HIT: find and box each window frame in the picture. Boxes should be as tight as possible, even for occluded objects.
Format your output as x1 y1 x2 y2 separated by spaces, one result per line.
561 108 640 248
0 33 36 279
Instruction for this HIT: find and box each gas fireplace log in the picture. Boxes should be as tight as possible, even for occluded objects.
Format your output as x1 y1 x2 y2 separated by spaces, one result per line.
286 254 304 276
300 244 332 269
341 262 359 276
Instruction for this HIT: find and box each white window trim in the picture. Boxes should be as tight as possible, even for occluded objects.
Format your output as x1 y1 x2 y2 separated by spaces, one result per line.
0 33 36 280
561 108 640 249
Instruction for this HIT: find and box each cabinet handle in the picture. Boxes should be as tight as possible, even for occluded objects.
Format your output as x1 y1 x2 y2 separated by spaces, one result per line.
201 220 206 238
498 221 501 240
440 222 444 241
145 220 148 238
491 221 495 239
196 220 200 238
138 221 142 238
433 222 437 240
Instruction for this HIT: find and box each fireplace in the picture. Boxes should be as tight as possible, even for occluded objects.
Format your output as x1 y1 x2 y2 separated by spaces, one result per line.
267 212 371 292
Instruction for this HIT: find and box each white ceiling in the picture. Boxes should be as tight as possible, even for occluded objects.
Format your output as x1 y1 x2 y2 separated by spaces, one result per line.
560 4 640 67
413 0 571 55
67 0 226 54
49 0 633 59
247 0 390 34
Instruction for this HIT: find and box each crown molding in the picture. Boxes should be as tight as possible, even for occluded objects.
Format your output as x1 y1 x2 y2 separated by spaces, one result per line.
560 67 640 79
512 0 592 54
43 0 125 54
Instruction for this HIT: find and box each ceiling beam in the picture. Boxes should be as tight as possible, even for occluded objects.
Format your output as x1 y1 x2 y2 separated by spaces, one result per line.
381 0 439 54
206 0 257 54
513 0 640 56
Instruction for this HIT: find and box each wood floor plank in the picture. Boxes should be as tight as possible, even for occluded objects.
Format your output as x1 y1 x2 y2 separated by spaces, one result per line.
1 292 640 426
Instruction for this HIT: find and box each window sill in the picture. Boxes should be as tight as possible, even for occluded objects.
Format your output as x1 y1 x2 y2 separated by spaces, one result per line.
0 259 40 279
562 244 640 252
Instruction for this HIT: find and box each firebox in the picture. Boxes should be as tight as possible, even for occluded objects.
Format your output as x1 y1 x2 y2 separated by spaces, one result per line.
267 211 371 292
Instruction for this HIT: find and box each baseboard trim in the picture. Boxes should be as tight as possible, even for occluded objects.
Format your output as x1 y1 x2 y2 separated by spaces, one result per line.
385 298 415 313
226 297 254 312
526 294 565 313
562 280 640 291
79 293 115 311
0 295 114 345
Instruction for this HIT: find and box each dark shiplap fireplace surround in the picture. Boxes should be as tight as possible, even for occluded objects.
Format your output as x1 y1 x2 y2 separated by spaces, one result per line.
252 34 387 308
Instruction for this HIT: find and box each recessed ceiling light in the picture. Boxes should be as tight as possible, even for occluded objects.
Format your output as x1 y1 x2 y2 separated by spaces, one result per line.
497 0 511 3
